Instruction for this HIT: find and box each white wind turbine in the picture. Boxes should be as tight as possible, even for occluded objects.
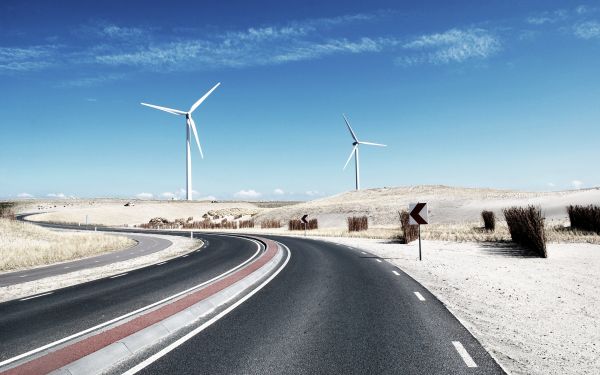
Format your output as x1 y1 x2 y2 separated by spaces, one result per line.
141 83 220 201
342 114 386 191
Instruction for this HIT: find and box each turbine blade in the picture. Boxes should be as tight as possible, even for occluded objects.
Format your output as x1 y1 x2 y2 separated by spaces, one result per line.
189 82 221 113
141 103 186 115
359 141 387 147
342 114 359 142
188 116 204 159
343 146 357 170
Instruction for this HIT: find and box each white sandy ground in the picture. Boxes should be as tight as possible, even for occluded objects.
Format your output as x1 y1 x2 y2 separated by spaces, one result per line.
0 232 202 303
307 237 600 375
22 199 265 227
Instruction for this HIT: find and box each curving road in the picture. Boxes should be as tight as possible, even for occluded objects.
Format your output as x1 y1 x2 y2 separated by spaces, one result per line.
0 233 259 363
117 235 505 375
0 234 172 287
0 224 505 374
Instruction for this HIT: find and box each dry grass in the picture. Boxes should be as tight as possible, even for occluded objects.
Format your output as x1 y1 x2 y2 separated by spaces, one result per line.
0 219 135 272
347 216 368 232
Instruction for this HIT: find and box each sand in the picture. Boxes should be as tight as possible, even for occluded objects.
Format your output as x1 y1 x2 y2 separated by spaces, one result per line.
311 237 600 375
0 232 202 302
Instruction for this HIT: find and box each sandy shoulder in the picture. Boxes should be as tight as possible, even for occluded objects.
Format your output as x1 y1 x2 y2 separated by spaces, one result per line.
310 236 600 375
0 232 202 303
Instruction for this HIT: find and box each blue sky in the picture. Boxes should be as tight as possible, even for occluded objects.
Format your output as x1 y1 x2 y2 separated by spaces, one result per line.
1 0 599 200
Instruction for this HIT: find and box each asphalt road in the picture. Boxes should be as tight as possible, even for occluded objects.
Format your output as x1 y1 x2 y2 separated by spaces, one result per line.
0 234 172 287
0 233 259 362
124 235 505 375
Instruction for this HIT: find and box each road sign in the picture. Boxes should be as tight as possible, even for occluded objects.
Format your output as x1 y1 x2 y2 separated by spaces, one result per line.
409 203 428 225
409 203 428 261
301 215 309 224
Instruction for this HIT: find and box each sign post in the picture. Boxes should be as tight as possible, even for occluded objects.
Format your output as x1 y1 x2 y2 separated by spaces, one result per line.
409 202 429 261
301 214 309 237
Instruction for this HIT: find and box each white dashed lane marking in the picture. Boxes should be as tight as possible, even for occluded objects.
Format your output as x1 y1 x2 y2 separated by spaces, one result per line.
452 341 478 368
414 292 426 301
156 261 167 266
376 259 382 263
392 270 400 276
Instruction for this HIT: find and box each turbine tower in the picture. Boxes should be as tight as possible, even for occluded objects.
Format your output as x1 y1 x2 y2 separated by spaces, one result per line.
342 114 386 191
141 83 220 201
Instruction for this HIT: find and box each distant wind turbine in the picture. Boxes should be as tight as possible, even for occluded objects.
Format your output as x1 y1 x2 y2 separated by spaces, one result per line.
141 83 220 201
342 114 386 191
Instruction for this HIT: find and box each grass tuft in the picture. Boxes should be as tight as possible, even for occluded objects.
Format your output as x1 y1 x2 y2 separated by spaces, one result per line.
288 219 318 231
567 205 600 234
482 210 496 231
399 210 419 243
503 206 547 257
347 216 368 232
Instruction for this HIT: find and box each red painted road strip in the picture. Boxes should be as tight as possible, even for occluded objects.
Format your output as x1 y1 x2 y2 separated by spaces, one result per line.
1 237 278 375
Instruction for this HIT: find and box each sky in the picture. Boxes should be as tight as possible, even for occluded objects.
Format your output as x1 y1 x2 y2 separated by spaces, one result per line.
1 0 599 201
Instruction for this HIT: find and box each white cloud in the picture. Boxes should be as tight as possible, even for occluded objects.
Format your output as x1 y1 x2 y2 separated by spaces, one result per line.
136 192 154 199
273 188 285 195
234 189 262 199
526 9 568 25
47 193 66 198
571 180 584 189
17 192 34 198
305 190 324 197
398 28 500 66
573 21 600 39
0 45 57 72
58 73 125 88
160 192 178 200
198 195 217 201
547 182 556 187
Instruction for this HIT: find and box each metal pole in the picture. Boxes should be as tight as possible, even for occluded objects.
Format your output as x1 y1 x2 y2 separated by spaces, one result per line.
418 224 422 261
190 231 193 239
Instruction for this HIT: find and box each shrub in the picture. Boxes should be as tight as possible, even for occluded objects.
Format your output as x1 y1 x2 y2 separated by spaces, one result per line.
399 210 419 243
503 206 547 257
567 205 600 234
288 218 318 231
347 216 368 232
238 220 254 229
0 202 15 219
260 219 282 229
481 210 496 231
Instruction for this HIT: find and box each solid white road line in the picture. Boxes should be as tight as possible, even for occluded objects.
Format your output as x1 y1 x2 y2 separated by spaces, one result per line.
376 259 383 263
20 292 53 301
392 271 400 276
452 341 478 368
122 243 292 375
0 238 262 369
110 273 128 279
414 292 426 301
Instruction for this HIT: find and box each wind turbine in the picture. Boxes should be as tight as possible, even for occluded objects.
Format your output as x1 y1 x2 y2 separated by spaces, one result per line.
342 114 386 191
141 82 220 201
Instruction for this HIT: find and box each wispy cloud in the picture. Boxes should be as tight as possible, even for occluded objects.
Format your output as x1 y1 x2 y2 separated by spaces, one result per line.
273 188 285 195
571 180 584 190
526 9 568 25
58 73 125 88
47 193 66 198
234 189 262 199
136 192 154 199
17 192 34 198
0 45 58 72
573 21 600 39
398 28 500 66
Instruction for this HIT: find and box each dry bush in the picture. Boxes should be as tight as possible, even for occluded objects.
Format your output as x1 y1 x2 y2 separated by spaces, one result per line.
288 219 318 231
481 210 496 231
0 202 15 219
239 220 254 229
503 206 547 257
399 210 419 243
0 218 134 271
260 219 282 229
347 216 368 232
567 205 600 234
